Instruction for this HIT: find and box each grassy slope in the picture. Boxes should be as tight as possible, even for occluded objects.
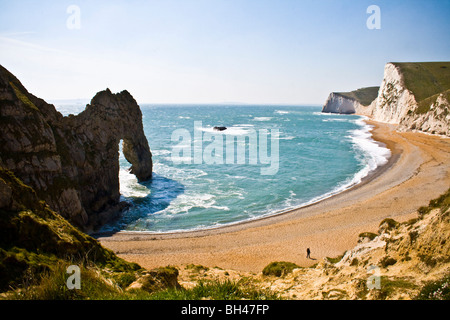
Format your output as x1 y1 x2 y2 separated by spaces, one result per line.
392 62 450 114
0 168 141 294
335 86 380 106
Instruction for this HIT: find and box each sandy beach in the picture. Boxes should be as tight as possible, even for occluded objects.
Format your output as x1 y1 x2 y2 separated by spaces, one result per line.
98 121 450 273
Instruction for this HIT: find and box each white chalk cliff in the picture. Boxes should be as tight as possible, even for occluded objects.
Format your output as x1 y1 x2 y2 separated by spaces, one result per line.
322 93 362 114
370 63 450 136
323 62 450 137
322 87 380 116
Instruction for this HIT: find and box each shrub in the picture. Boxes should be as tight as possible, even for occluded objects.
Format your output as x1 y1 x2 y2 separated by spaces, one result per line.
350 258 359 266
418 206 431 217
379 218 399 231
415 274 450 300
140 266 180 293
358 232 378 241
408 231 419 245
9 261 119 300
185 264 209 273
262 261 300 277
148 279 280 300
326 253 345 264
380 256 397 268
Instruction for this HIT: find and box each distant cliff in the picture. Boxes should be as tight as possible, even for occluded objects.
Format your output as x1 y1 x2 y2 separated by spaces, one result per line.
322 87 379 115
322 62 450 136
0 65 153 232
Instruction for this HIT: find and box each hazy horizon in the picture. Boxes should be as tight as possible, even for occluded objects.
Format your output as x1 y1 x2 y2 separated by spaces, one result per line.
1 0 449 105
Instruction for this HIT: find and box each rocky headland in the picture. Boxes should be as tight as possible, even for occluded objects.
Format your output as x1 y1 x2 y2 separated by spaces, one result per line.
0 64 153 232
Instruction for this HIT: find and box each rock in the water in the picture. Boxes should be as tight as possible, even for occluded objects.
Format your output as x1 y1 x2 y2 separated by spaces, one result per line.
213 126 227 131
0 64 153 232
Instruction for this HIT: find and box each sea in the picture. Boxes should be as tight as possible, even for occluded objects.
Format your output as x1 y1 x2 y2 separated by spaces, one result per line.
55 104 391 233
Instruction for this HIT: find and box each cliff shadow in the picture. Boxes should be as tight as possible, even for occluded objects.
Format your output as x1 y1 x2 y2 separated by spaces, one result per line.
93 173 185 237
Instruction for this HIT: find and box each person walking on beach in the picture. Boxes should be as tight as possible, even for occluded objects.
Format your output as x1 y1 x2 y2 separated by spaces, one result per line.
306 248 311 259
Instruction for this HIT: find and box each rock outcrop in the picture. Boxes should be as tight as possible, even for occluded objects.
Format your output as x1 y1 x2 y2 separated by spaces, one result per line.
0 64 152 232
322 87 379 115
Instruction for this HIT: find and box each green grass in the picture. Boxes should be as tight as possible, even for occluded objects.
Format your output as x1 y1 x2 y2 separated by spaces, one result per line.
9 261 122 300
335 86 380 106
185 264 209 273
9 82 40 112
148 279 280 300
0 168 141 293
6 263 279 300
392 62 450 114
416 89 450 115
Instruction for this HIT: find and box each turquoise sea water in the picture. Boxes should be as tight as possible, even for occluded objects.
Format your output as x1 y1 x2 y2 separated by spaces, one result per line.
56 104 390 233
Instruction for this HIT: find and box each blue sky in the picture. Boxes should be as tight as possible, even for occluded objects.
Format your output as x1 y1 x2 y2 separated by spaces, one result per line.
0 0 449 104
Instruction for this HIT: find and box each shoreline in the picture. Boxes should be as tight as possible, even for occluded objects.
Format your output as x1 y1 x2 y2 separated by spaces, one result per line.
99 120 450 272
94 118 395 238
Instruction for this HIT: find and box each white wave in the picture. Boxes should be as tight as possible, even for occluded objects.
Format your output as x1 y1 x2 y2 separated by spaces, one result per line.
152 149 171 156
342 117 390 185
119 168 151 198
178 116 191 119
277 135 296 140
275 110 289 115
166 156 192 164
158 193 230 216
253 117 273 121
313 111 340 116
283 190 297 207
322 118 349 122
154 162 208 180
349 117 390 168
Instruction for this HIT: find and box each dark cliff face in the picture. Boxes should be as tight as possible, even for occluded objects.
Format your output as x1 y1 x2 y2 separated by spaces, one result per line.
0 65 152 232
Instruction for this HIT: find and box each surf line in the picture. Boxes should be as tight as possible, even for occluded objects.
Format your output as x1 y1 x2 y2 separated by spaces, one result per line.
170 121 279 175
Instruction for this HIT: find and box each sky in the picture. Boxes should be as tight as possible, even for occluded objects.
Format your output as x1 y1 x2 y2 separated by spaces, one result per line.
0 0 449 105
